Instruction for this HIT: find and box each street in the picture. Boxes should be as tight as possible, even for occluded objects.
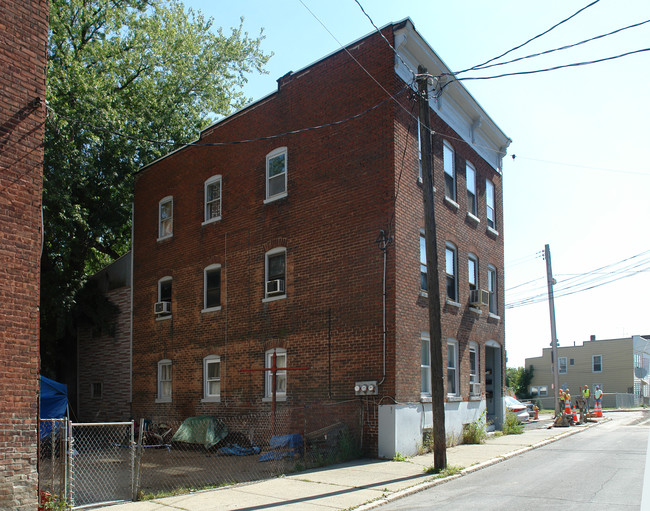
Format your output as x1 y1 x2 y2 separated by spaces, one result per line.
380 410 650 510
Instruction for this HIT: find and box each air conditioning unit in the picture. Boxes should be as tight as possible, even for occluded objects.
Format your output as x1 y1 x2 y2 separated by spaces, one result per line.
480 289 490 306
470 382 481 396
469 289 480 306
154 301 171 314
266 279 285 295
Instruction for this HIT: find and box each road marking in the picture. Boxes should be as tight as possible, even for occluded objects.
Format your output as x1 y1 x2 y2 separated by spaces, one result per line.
641 427 650 510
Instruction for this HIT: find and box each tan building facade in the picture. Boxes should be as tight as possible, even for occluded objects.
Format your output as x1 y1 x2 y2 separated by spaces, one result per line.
525 335 650 409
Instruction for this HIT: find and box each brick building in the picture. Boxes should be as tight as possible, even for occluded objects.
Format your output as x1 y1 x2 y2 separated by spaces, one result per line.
131 19 510 456
0 0 49 508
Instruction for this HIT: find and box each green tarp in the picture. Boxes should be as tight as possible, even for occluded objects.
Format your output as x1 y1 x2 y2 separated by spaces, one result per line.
171 416 228 449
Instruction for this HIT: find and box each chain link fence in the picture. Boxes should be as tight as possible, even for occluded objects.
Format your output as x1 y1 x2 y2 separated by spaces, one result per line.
38 418 68 508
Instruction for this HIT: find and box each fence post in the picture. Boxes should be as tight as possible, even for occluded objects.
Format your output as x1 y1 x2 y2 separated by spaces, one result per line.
132 418 145 501
66 418 72 508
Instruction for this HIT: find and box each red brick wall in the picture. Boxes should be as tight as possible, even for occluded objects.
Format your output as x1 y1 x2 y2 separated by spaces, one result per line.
0 0 48 508
78 287 132 422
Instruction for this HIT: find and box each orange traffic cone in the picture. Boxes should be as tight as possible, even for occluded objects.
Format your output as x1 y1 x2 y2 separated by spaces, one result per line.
595 401 603 417
572 406 578 422
564 399 571 415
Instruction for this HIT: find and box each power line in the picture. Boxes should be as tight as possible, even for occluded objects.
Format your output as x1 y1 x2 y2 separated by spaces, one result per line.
454 0 602 75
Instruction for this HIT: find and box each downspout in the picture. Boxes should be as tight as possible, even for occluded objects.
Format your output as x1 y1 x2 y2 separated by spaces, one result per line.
377 230 392 386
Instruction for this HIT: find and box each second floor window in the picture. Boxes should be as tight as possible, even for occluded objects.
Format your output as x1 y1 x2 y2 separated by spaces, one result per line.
466 162 477 216
204 264 221 310
446 243 457 302
203 355 221 401
204 175 222 223
158 196 173 239
265 348 286 399
593 355 602 373
443 141 456 202
157 276 172 317
486 179 496 229
265 248 286 299
468 253 478 292
266 147 287 202
421 334 431 396
487 265 497 315
447 339 458 396
420 233 427 292
469 342 479 395
157 359 172 402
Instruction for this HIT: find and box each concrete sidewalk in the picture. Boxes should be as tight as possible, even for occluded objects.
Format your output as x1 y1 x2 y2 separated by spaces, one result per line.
100 416 604 511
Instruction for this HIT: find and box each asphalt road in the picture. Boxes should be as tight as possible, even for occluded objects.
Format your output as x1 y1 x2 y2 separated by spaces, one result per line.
379 410 650 510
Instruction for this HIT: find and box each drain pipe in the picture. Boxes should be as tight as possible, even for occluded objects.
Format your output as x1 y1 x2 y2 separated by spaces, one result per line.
376 230 392 386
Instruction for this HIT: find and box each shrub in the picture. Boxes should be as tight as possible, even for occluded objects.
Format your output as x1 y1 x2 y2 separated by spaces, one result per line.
462 411 487 444
502 412 524 435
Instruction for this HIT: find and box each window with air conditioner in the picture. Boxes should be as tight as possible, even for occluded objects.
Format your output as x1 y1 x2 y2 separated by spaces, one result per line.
264 247 286 301
156 277 172 318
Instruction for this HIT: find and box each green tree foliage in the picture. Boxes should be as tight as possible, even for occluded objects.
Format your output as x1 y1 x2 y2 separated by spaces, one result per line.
42 0 271 374
506 366 534 399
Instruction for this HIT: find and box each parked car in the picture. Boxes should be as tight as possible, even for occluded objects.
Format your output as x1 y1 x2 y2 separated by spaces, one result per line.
521 400 537 418
505 396 529 422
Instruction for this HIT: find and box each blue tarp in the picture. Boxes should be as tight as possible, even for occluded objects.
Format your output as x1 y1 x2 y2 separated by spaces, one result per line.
40 375 68 420
259 434 303 462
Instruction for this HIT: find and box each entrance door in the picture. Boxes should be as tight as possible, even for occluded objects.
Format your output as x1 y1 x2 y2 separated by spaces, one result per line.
485 342 503 428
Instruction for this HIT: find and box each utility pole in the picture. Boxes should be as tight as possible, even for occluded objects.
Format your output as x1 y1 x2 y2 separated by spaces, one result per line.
544 244 560 417
417 66 446 470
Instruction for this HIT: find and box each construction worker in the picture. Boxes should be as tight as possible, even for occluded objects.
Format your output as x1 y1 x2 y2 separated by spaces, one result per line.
594 385 603 407
559 388 565 415
564 388 571 412
582 385 591 413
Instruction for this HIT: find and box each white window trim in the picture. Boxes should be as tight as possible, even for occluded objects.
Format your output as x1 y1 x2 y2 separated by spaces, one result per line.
202 355 221 402
263 348 287 402
593 354 603 373
421 333 431 398
487 264 497 316
466 161 477 216
263 247 287 302
264 147 288 204
156 276 172 321
446 242 458 303
158 196 173 241
202 264 222 313
443 140 456 202
156 359 172 403
559 356 568 374
469 341 479 396
447 339 459 397
486 179 496 230
203 175 222 225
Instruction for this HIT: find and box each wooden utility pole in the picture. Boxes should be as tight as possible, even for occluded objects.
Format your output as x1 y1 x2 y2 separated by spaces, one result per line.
417 66 447 470
544 244 560 417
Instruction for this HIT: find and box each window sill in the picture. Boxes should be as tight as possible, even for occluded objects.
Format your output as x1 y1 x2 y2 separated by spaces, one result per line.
420 396 432 403
157 234 173 242
446 395 462 402
468 306 482 315
201 397 221 403
264 192 288 205
202 216 222 226
469 395 482 401
488 312 501 321
486 226 499 238
444 196 459 211
262 396 286 403
466 212 480 225
156 315 172 321
445 298 461 308
419 290 428 298
155 397 172 404
263 294 287 303
201 306 222 314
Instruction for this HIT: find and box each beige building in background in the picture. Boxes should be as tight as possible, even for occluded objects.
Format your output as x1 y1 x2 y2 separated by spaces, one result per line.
525 335 650 409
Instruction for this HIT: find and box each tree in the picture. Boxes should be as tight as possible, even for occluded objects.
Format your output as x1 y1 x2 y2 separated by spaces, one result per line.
42 0 271 377
506 366 534 399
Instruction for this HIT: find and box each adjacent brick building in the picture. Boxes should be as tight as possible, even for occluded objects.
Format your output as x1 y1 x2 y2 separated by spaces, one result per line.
0 0 49 508
131 19 510 456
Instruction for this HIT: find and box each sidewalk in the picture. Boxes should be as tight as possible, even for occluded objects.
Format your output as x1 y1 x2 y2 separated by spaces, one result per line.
101 415 605 511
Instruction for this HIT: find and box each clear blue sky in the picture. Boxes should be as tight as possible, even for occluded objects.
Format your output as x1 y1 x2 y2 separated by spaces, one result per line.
189 0 650 367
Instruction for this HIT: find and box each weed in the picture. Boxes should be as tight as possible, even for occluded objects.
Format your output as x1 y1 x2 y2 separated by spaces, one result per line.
462 410 487 444
393 452 408 462
423 464 463 477
502 412 524 435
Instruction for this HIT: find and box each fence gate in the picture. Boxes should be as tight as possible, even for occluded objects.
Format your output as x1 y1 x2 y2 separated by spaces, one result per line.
68 422 135 508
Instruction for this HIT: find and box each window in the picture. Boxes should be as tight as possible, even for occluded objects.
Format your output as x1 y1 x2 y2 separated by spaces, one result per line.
204 175 222 223
158 196 173 239
487 265 497 315
264 247 286 300
203 264 221 311
570 358 575 366
264 348 286 400
157 359 172 402
446 243 457 302
157 276 172 317
486 179 496 230
90 382 102 399
265 147 287 202
469 342 479 396
466 162 477 216
421 334 431 396
203 355 221 401
559 357 567 374
531 385 548 397
443 141 455 201
468 253 478 292
420 232 427 292
593 355 602 373
447 339 458 396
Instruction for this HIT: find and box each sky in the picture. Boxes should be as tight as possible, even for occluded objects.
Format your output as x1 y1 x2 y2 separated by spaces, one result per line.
188 0 650 367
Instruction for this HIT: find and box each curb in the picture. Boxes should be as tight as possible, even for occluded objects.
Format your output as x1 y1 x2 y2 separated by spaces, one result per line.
354 417 610 510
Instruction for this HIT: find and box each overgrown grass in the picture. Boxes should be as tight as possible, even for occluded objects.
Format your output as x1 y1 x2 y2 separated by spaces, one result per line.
502 412 524 435
393 452 408 461
462 411 487 444
139 482 235 501
423 464 463 477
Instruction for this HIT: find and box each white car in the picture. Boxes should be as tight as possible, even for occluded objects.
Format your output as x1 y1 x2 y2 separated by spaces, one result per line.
505 396 530 422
